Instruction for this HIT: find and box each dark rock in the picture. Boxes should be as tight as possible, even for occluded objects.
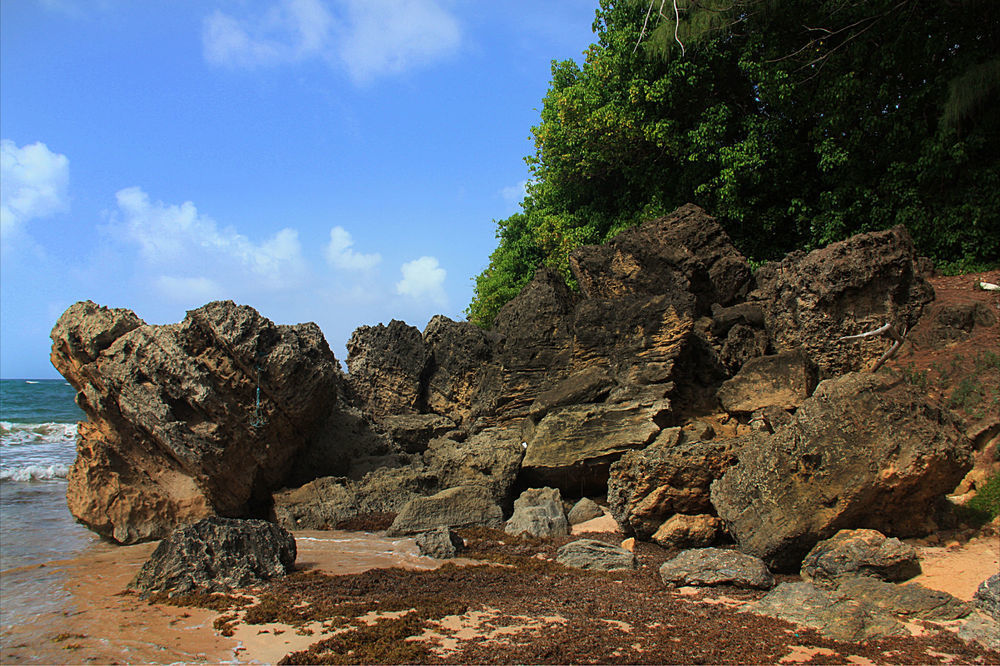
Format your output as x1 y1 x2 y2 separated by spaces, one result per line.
651 514 723 549
386 485 503 536
423 427 523 505
751 225 934 376
716 349 818 414
912 302 1000 346
415 526 465 559
745 581 907 642
800 529 921 586
658 548 774 589
958 614 1000 652
423 315 495 426
710 303 766 338
505 487 570 538
52 300 341 544
130 517 296 594
833 576 971 621
567 497 604 525
718 323 770 374
346 319 431 416
556 539 637 571
528 366 615 421
380 413 456 453
569 204 752 311
711 372 972 571
975 573 1000 621
608 438 739 540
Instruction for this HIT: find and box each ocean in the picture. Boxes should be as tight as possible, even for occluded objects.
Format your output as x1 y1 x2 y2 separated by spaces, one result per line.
0 379 99 637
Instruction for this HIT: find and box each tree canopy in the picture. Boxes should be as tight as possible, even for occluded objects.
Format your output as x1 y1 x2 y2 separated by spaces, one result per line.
467 0 999 328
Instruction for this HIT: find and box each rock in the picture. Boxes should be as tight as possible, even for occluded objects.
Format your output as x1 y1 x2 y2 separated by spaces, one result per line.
958 614 1000 652
346 320 431 417
422 316 495 426
745 581 907 642
505 487 570 538
651 514 723 549
974 573 1000 621
716 349 817 414
528 366 616 421
833 576 971 621
379 413 456 454
423 427 524 505
751 225 934 376
658 548 774 589
608 438 739 540
567 498 604 525
711 372 972 570
129 517 296 594
569 203 752 311
52 300 342 544
386 485 503 536
556 539 637 571
800 529 921 586
522 401 666 494
415 526 465 559
717 323 770 374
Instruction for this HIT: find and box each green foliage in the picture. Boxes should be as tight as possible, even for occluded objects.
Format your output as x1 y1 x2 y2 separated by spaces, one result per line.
467 0 1000 327
957 472 1000 526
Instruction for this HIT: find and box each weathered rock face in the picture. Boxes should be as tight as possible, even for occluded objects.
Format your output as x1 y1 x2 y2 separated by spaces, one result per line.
711 372 973 570
651 514 723 549
976 574 1000 621
658 548 774 589
608 435 739 539
422 316 495 426
568 203 752 311
800 529 921 587
716 349 817 414
386 485 504 536
346 320 431 416
52 301 341 544
752 225 934 376
129 517 296 594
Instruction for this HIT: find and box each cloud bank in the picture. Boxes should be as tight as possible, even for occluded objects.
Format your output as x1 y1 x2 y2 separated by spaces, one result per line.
396 255 446 305
0 139 69 238
325 225 381 271
202 0 461 82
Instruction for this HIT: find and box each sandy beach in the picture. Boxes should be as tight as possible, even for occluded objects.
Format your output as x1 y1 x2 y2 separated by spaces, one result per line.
1 520 997 665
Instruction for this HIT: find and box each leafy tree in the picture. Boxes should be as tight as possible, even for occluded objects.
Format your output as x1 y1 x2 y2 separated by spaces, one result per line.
467 0 1000 328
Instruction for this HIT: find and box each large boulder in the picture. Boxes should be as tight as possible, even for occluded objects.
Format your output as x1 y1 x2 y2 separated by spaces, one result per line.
608 434 739 539
505 487 570 538
52 301 342 544
129 517 296 594
751 225 934 376
658 548 774 589
415 526 465 559
800 529 921 587
711 372 973 570
568 203 752 311
386 485 503 536
716 349 817 414
975 573 1000 621
346 320 431 416
422 315 495 426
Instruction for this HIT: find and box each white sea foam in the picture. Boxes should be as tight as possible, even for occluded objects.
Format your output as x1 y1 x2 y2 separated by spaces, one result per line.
0 421 77 446
0 464 70 482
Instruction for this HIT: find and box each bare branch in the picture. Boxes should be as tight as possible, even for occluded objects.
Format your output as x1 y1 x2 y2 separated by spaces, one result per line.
838 322 893 341
839 322 908 372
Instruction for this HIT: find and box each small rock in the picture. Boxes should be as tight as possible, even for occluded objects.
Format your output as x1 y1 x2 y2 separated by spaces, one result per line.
556 539 637 571
415 527 464 559
621 538 636 552
801 529 921 586
974 573 1000 621
567 497 604 525
505 487 570 538
130 517 296 594
659 548 774 589
651 514 722 549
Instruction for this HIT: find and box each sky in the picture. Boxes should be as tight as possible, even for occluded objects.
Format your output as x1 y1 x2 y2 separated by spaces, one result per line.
0 0 600 379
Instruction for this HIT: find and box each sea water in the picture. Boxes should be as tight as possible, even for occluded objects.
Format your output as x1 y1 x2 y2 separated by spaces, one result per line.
0 379 99 635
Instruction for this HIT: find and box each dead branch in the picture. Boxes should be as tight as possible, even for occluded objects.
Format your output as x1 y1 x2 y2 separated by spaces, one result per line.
838 322 907 372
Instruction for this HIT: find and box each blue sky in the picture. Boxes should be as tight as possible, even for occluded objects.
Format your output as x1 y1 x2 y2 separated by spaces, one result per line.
1 0 599 379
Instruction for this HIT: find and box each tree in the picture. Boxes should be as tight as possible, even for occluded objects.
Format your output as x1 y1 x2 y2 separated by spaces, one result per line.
467 0 1000 328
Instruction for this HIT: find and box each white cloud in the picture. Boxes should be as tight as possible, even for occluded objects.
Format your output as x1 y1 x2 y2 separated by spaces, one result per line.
324 225 381 270
113 186 307 294
500 179 528 205
155 276 224 303
0 140 69 238
395 255 446 305
202 0 461 82
336 0 461 83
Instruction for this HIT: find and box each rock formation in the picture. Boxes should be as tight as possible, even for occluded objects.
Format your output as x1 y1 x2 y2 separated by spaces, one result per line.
52 301 341 544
